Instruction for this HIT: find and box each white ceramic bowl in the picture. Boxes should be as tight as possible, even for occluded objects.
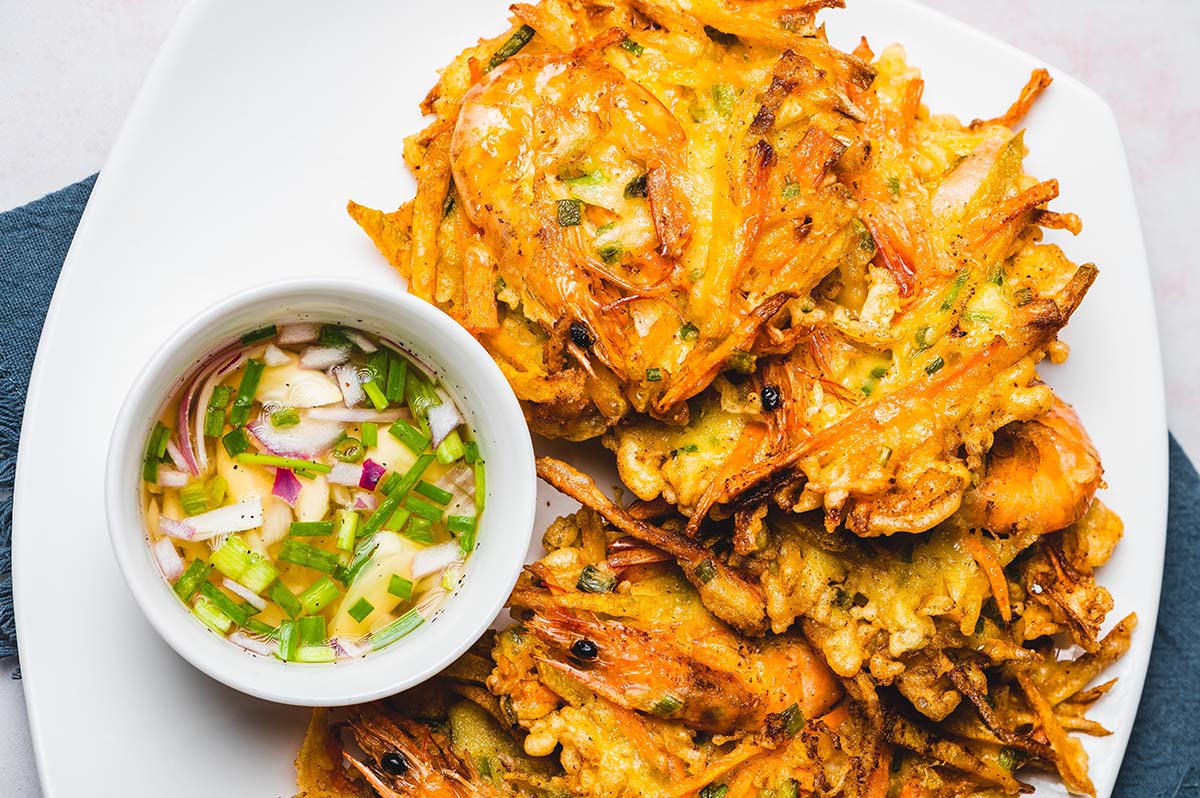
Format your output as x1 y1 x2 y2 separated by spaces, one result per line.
105 278 535 706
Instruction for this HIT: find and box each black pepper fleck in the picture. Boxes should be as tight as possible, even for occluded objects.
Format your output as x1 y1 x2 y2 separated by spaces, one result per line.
760 385 782 411
569 320 595 349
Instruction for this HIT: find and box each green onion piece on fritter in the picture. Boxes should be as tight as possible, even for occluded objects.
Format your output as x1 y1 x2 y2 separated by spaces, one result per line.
556 199 582 227
486 24 535 71
577 564 616 593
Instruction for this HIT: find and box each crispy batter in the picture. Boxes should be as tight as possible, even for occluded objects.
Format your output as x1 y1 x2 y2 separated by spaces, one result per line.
334 3 1130 797
298 509 1129 798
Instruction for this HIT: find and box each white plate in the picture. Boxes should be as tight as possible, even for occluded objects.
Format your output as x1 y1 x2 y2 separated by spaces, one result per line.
13 0 1166 795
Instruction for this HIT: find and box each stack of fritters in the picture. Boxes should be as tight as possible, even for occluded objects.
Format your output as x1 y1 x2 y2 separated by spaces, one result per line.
334 1 1134 795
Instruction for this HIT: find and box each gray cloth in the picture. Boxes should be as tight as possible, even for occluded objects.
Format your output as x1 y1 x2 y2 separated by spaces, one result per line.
0 177 1195 795
0 174 96 660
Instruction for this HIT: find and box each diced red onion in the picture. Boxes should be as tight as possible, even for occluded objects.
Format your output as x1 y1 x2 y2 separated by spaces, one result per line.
343 330 378 353
229 630 277 657
306 407 404 423
411 541 462 579
179 345 246 475
427 389 465 448
278 323 320 344
164 437 190 472
272 468 303 506
330 637 370 658
435 463 475 516
352 491 378 512
164 498 263 540
359 458 386 491
263 343 291 367
152 537 184 581
435 463 475 495
222 578 268 610
329 462 363 487
247 418 344 458
300 345 351 370
156 465 190 488
158 516 199 542
333 364 366 407
191 347 248 474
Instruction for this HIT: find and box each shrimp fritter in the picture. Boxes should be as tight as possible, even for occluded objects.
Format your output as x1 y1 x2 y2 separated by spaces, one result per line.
350 0 1096 538
297 509 1129 798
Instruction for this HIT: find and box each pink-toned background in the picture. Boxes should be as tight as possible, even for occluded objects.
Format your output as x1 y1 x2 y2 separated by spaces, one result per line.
1 1 1196 794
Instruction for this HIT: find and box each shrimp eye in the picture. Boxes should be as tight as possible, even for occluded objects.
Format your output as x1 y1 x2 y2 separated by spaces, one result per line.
570 638 599 660
569 321 595 350
380 751 409 776
760 385 782 411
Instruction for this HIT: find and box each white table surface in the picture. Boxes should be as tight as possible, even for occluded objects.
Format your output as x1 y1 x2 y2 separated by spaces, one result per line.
2 1 1197 795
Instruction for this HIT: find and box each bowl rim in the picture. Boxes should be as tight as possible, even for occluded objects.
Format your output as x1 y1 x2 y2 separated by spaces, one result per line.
104 276 535 706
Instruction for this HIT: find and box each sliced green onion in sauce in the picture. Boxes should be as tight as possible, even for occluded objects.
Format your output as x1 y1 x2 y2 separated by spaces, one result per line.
236 452 331 474
228 359 266 428
240 325 277 345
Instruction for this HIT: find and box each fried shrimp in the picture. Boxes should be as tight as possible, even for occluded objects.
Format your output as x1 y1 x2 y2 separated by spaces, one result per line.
342 705 499 798
452 48 693 389
516 590 840 735
959 396 1103 537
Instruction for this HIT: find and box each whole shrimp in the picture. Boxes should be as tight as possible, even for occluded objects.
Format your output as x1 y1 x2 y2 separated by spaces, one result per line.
342 704 504 798
451 44 693 383
959 396 1103 536
512 574 841 736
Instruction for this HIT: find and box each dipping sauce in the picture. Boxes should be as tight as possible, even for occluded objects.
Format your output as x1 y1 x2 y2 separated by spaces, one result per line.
139 323 484 662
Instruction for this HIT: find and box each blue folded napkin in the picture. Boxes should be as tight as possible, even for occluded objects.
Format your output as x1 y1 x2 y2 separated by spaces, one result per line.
0 178 1195 795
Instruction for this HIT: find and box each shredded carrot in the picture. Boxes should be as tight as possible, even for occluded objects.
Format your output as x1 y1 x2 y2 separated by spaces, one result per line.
655 293 792 412
791 126 845 190
970 179 1059 244
963 531 1012 622
1017 673 1095 795
866 748 891 798
665 741 764 798
898 78 925 144
686 423 767 536
459 230 500 332
817 703 850 731
406 122 455 301
971 68 1053 130
861 210 917 298
852 35 874 62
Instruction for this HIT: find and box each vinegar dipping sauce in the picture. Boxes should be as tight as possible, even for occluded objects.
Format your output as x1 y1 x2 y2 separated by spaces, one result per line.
139 322 485 662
